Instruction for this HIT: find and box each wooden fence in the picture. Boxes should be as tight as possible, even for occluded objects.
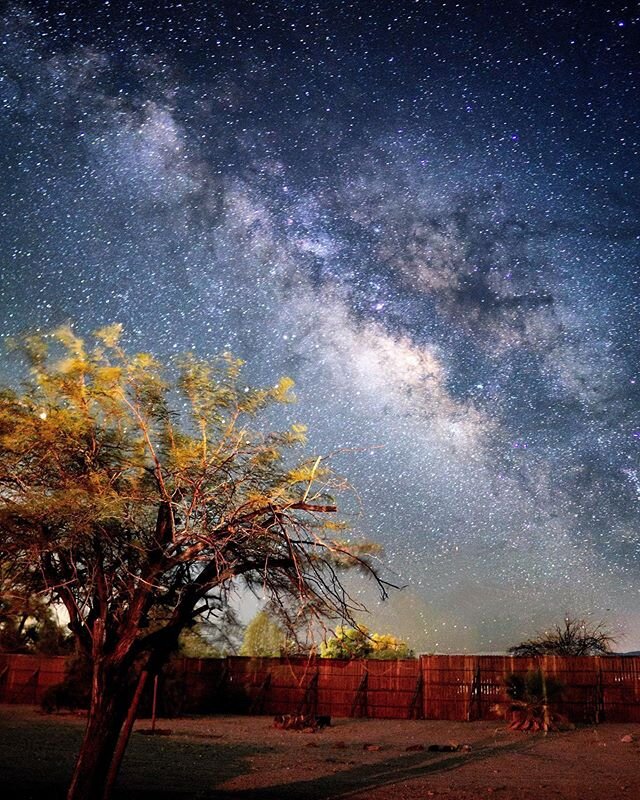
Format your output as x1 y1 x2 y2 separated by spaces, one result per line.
1 653 639 723
0 653 67 705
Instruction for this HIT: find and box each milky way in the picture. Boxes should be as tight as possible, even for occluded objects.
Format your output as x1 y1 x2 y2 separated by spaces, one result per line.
1 1 639 651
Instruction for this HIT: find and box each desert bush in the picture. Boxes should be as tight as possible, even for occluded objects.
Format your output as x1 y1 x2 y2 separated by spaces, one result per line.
505 669 567 731
41 655 91 713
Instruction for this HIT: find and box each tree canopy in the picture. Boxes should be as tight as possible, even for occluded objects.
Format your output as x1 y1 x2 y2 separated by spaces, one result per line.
0 325 386 800
240 610 289 657
508 617 615 657
0 590 73 655
320 624 413 659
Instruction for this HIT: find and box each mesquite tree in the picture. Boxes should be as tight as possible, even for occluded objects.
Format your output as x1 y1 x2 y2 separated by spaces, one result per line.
508 617 615 657
0 325 385 800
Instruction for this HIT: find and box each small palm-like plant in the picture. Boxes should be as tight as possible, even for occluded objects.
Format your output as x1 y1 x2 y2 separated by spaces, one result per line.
505 669 567 732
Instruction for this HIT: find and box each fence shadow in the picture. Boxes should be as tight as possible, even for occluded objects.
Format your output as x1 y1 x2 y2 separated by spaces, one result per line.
205 736 538 800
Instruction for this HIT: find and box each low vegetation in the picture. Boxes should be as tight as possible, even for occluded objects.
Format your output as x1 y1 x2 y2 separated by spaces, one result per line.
504 669 568 732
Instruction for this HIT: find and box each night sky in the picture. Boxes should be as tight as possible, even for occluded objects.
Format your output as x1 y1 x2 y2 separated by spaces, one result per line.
1 1 639 651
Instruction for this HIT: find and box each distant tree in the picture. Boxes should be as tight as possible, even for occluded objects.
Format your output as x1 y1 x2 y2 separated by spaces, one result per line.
368 631 415 660
177 623 224 659
201 607 243 656
176 607 243 658
0 325 387 800
0 585 73 656
320 625 413 659
240 610 288 657
509 617 615 657
31 609 75 655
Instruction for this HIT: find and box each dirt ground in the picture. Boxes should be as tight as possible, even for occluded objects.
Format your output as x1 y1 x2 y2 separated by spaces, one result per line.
1 705 639 799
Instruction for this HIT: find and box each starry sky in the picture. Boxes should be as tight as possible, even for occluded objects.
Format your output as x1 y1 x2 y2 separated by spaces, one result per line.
1 0 639 652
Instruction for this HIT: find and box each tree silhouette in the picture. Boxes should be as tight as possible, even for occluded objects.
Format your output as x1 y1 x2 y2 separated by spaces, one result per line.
509 617 614 657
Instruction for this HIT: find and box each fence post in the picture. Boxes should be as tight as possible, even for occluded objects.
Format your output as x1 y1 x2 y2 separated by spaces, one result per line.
249 672 271 714
0 664 8 703
409 670 424 719
469 661 482 721
298 669 319 717
212 659 228 711
350 664 368 718
420 654 429 719
26 667 40 705
594 657 604 724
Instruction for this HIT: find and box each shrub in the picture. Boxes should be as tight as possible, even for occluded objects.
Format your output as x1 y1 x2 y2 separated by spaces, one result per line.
505 669 567 732
41 655 91 713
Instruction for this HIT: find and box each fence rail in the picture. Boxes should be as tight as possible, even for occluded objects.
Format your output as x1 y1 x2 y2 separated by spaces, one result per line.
1 652 638 722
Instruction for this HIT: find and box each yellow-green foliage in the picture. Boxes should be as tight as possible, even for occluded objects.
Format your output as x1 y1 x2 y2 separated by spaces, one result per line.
0 324 387 800
0 328 312 513
320 625 413 660
239 611 288 657
0 325 377 656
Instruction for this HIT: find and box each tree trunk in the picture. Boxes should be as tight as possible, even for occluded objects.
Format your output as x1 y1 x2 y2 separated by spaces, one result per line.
66 637 177 800
66 659 134 800
103 669 149 800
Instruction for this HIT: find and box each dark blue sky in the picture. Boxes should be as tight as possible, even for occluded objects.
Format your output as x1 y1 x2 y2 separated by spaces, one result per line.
1 0 639 650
